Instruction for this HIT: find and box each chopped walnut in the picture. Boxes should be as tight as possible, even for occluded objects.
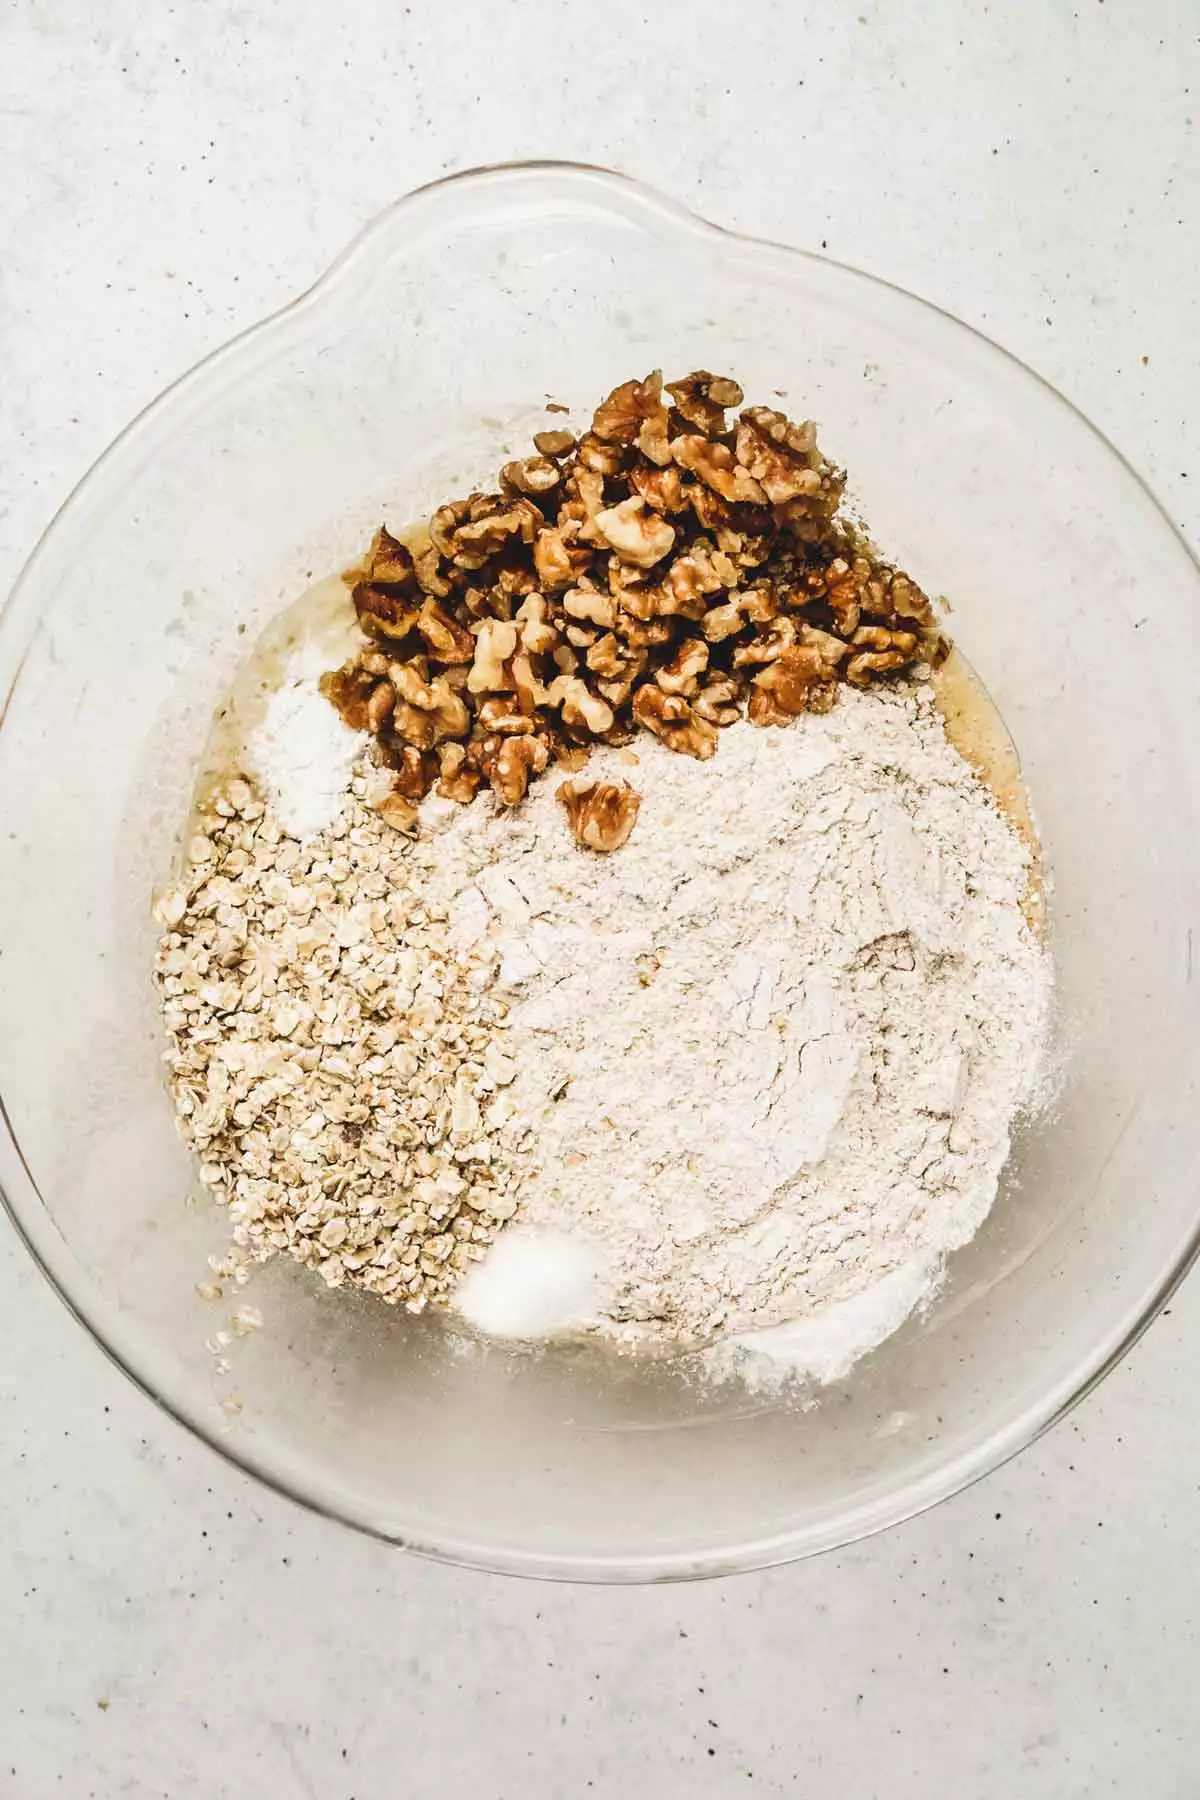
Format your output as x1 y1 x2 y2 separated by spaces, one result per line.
732 618 797 668
851 624 919 654
416 598 475 663
701 596 749 644
373 789 420 834
484 733 549 805
666 542 731 615
476 697 535 735
656 637 709 696
892 575 935 630
326 366 944 839
823 557 862 636
467 618 518 693
670 435 767 505
389 674 470 749
800 622 851 668
389 744 439 798
514 591 560 655
751 645 835 715
511 650 549 712
557 779 642 852
615 611 673 649
351 583 423 643
576 433 626 476
595 495 677 569
746 686 793 728
666 370 744 436
734 407 819 497
629 463 687 513
564 586 618 629
430 498 472 559
413 540 453 599
547 674 614 736
365 680 396 732
592 371 667 447
357 525 421 590
533 428 577 457
437 742 481 803
845 648 911 686
632 684 718 759
321 661 379 730
500 455 562 496
534 525 591 589
693 676 743 725
561 467 608 546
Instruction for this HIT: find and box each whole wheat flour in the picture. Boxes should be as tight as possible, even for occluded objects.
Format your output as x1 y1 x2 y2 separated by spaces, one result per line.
352 682 1052 1351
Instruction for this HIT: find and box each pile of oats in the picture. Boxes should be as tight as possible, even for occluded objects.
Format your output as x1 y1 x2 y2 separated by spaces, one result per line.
154 773 522 1311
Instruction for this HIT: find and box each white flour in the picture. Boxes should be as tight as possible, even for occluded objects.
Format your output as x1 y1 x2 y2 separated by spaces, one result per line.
421 685 1052 1374
253 668 1052 1384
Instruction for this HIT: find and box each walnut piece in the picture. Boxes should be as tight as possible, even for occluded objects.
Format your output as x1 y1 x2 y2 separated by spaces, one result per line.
500 455 562 496
845 648 911 686
564 586 618 629
693 676 742 725
751 646 835 715
484 734 549 805
592 371 667 446
576 433 626 476
666 370 744 436
655 637 709 696
670 435 767 505
595 495 677 569
534 525 591 590
351 583 422 643
417 598 475 663
629 463 687 513
533 429 577 457
735 407 831 508
514 591 560 655
547 674 615 736
632 684 718 759
557 779 642 852
438 742 481 803
467 618 518 693
321 661 379 730
372 789 420 834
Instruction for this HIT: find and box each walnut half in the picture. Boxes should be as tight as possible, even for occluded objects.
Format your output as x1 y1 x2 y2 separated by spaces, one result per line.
557 779 642 852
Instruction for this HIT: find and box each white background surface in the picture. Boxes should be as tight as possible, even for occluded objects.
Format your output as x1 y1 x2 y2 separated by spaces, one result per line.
2 3 1198 1795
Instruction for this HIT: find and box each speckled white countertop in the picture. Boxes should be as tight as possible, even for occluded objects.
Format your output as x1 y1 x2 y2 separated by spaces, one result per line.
2 4 1198 1795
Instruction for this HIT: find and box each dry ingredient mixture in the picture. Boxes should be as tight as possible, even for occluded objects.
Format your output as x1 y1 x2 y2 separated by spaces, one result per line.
155 370 1052 1384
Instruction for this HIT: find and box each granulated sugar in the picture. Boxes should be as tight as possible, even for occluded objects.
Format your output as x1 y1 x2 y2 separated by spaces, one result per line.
397 683 1053 1366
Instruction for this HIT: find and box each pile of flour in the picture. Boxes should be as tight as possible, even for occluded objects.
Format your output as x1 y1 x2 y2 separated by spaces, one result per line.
244 672 1053 1383
415 685 1051 1369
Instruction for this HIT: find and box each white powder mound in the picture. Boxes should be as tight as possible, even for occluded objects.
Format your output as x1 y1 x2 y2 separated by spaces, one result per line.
244 637 366 840
707 1255 940 1390
416 683 1052 1368
454 1227 614 1340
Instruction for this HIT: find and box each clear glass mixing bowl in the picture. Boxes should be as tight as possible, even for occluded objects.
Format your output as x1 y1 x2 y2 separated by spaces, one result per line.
2 163 1198 1581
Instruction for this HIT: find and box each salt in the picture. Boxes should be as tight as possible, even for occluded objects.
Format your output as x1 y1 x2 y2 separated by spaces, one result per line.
454 1227 613 1341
